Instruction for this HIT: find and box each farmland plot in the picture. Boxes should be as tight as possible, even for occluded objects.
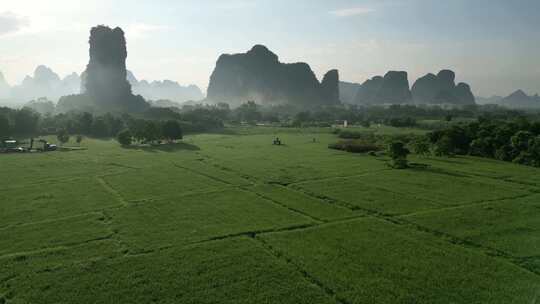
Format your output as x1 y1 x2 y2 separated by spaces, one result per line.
1 238 337 304
107 189 315 253
295 168 531 215
0 178 120 228
1 130 539 304
260 218 540 304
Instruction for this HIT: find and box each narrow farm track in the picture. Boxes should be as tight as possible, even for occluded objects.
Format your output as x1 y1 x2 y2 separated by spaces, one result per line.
0 211 106 231
254 236 352 304
96 176 129 207
0 234 114 261
171 162 236 186
400 192 537 218
240 186 326 223
288 168 391 186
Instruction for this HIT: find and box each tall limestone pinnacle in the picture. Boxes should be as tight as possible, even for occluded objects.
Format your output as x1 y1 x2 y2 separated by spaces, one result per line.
82 25 147 112
85 26 131 104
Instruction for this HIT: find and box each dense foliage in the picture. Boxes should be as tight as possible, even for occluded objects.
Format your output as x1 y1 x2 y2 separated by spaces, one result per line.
0 105 225 142
328 140 381 154
388 141 410 168
426 117 540 166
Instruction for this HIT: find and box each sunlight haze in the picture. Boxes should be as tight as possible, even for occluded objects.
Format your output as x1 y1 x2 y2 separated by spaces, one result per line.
0 0 539 96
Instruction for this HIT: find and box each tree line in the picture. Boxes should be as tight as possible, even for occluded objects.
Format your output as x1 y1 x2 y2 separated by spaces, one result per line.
0 105 227 142
413 117 540 167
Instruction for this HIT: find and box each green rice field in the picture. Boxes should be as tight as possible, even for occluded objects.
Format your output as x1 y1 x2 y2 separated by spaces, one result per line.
1 127 539 303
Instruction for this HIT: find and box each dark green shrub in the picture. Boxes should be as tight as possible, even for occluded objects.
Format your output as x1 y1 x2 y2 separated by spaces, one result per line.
328 140 381 154
117 129 132 146
388 141 410 169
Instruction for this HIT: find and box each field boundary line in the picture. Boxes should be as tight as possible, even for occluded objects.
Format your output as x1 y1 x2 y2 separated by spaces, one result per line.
196 153 261 184
0 175 90 192
282 188 540 277
400 192 536 218
96 176 129 207
253 236 351 304
240 186 325 223
171 161 235 185
394 216 540 276
0 234 114 261
0 211 105 231
187 223 319 247
289 168 391 186
274 184 354 213
288 186 365 212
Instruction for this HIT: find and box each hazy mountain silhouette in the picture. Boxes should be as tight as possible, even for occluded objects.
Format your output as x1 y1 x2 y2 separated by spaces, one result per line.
339 81 362 104
2 66 80 103
344 69 475 106
207 45 340 107
354 71 412 105
411 70 475 105
498 90 540 108
126 70 204 103
475 95 503 105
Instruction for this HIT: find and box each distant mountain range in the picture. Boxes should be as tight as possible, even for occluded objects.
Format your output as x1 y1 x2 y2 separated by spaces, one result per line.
0 66 80 105
0 65 203 107
339 69 475 106
476 90 540 109
126 71 204 103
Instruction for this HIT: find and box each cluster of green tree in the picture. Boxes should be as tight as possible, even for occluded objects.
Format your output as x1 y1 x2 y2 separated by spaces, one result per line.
329 129 413 169
0 104 229 142
388 141 410 169
414 117 540 167
0 107 40 140
117 120 183 146
385 117 417 128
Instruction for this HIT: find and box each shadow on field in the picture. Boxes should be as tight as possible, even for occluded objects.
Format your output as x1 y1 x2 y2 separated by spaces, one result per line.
425 157 467 165
408 163 470 178
124 142 200 153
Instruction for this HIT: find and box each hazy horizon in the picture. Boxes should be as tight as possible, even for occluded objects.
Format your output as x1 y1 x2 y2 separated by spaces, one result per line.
1 0 539 97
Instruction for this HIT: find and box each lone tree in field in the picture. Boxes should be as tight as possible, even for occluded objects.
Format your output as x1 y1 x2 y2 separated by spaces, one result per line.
162 120 183 143
433 135 455 156
388 141 410 169
117 129 132 146
411 137 431 157
57 129 70 146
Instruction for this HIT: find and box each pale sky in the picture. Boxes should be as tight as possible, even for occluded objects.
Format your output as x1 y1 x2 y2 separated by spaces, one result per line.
0 0 539 97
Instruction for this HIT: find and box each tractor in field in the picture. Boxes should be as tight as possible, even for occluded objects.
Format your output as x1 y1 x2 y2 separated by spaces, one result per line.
36 139 57 152
28 138 57 152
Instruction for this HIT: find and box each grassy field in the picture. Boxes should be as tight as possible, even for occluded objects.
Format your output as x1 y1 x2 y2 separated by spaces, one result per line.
1 126 539 303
